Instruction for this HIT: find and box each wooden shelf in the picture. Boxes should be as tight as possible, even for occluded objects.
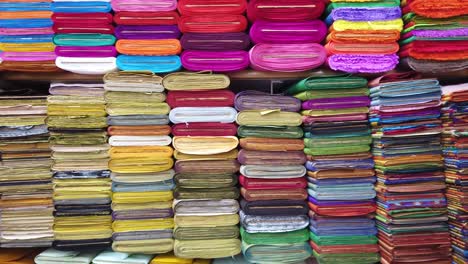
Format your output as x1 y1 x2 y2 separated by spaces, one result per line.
1 68 467 82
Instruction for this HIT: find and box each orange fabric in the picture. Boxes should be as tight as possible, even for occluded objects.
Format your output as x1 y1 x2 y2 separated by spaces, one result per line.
0 248 39 264
327 29 400 43
108 125 171 136
116 39 181 56
0 198 53 208
0 11 52 19
325 41 399 55
407 0 468 18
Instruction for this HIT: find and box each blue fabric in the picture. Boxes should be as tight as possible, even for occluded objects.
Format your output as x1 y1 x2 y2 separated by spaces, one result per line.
369 79 440 97
306 159 374 171
308 177 376 185
370 114 441 124
0 34 54 43
117 55 182 73
51 2 111 13
0 2 51 11
0 18 52 28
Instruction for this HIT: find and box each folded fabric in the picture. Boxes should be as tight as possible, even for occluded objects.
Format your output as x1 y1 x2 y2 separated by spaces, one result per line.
178 15 247 33
250 19 326 44
116 55 181 73
109 146 173 159
240 227 308 244
51 2 111 13
116 39 181 56
55 46 116 57
326 29 401 44
111 170 174 183
240 165 306 178
238 149 306 165
302 96 370 110
403 57 468 73
0 51 56 62
149 253 192 264
106 102 170 116
181 50 249 72
52 12 112 24
169 107 237 123
177 0 246 15
174 214 239 228
114 25 180 40
240 175 307 189
239 138 304 151
236 110 302 126
174 226 239 240
109 158 174 173
174 149 237 161
174 239 241 259
326 42 399 55
405 0 468 18
286 75 367 95
181 32 250 50
162 71 230 91
174 186 239 200
109 136 171 146
327 54 399 73
234 90 301 112
111 0 177 12
108 125 171 136
112 239 174 254
173 199 239 215
241 187 308 201
400 40 468 61
242 241 312 264
247 0 325 21
240 199 308 215
331 19 403 32
103 71 163 92
172 136 238 155
114 11 179 25
175 172 237 188
237 126 303 138
172 122 237 136
107 115 169 126
34 248 98 264
92 250 153 264
53 34 115 47
167 90 235 108
328 7 401 23
249 43 326 72
55 57 117 74
0 248 38 264
53 22 114 35
0 42 54 52
174 160 240 174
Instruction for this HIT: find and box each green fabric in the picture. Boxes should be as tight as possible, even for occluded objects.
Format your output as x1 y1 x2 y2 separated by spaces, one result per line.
375 163 444 173
376 222 448 234
309 232 377 246
326 0 400 14
174 226 239 240
49 132 107 145
237 126 303 139
47 116 107 129
286 75 367 95
175 173 237 188
295 88 369 101
313 251 380 264
304 145 370 156
174 187 239 200
240 228 309 245
304 136 372 148
302 107 369 116
53 34 116 46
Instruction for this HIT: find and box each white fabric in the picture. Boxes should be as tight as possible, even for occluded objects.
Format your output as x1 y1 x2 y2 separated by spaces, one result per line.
169 107 236 124
92 250 153 264
109 136 172 146
55 57 117 75
35 248 98 264
240 165 306 179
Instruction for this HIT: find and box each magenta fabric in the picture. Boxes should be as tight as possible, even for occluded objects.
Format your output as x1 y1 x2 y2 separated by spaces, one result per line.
250 20 326 44
55 46 117 57
181 50 249 72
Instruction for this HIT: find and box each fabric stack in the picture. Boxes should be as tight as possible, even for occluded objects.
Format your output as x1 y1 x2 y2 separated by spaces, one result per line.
286 75 378 264
92 250 153 264
235 91 311 263
104 71 174 254
0 94 53 247
150 253 211 264
247 0 326 72
0 0 58 72
51 0 116 74
369 73 451 264
178 0 249 72
0 248 40 264
324 0 403 73
400 0 468 72
47 82 112 250
165 71 241 258
113 0 181 73
35 248 99 264
441 83 468 264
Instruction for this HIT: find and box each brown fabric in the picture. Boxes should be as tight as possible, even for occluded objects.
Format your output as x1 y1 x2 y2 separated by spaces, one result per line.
241 188 307 201
307 169 375 179
239 138 304 151
107 125 171 136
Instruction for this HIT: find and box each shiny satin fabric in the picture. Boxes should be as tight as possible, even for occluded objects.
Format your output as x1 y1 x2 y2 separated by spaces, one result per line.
241 241 312 264
250 20 327 44
237 149 307 166
103 71 164 93
236 110 302 126
240 165 306 179
177 0 247 15
241 187 308 201
167 90 235 108
173 199 239 216
107 125 171 136
239 138 304 151
175 173 237 188
174 160 240 174
247 0 325 22
237 126 304 139
178 15 248 33
181 33 250 51
162 71 230 91
111 0 177 12
114 25 180 40
172 136 239 155
172 123 238 137
114 11 179 25
240 211 309 233
116 39 181 56
234 90 301 112
169 107 237 124
34 248 98 264
181 50 249 72
173 239 241 259
116 55 182 73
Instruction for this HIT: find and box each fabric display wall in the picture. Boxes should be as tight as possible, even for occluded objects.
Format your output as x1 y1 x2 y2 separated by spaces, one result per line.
399 0 468 73
178 0 249 72
165 72 241 258
112 0 182 73
247 0 326 72
0 94 53 247
324 0 403 73
235 91 311 263
370 73 451 264
441 82 468 264
47 82 112 250
0 0 58 72
286 76 378 264
51 0 116 74
104 71 174 254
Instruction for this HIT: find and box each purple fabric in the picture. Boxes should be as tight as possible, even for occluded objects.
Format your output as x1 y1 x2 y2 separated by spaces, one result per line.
0 51 56 61
237 149 307 166
377 108 441 118
181 50 249 72
327 54 399 74
55 46 117 57
330 7 401 21
402 28 468 40
249 19 326 44
308 196 374 205
234 90 301 112
115 25 181 39
181 32 250 50
302 96 371 110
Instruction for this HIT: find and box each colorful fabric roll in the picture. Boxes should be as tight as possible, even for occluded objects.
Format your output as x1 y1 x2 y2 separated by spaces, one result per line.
114 25 181 40
113 11 179 25
0 0 59 71
170 73 241 259
35 248 99 264
286 74 378 264
247 0 325 22
0 92 53 248
369 72 451 264
104 71 175 254
181 50 249 72
180 33 250 50
250 20 327 44
46 82 112 250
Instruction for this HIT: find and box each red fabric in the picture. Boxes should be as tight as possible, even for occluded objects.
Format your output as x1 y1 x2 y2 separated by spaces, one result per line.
400 40 468 61
166 90 235 108
310 241 379 254
178 14 248 33
239 175 307 189
171 122 238 136
114 11 179 25
308 201 376 217
247 0 325 22
53 22 114 34
178 0 247 15
52 13 113 24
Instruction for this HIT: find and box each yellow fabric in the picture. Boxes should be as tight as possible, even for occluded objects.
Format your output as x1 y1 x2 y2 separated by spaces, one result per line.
301 107 369 116
105 91 166 103
162 71 230 91
333 19 403 32
112 201 173 211
0 42 54 52
172 136 239 155
0 116 46 126
47 104 106 117
150 253 193 264
173 149 238 161
54 215 112 240
112 218 174 232
174 239 241 259
236 110 302 126
112 191 173 204
106 102 170 116
174 214 239 228
109 157 174 173
110 146 173 159
112 239 174 254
